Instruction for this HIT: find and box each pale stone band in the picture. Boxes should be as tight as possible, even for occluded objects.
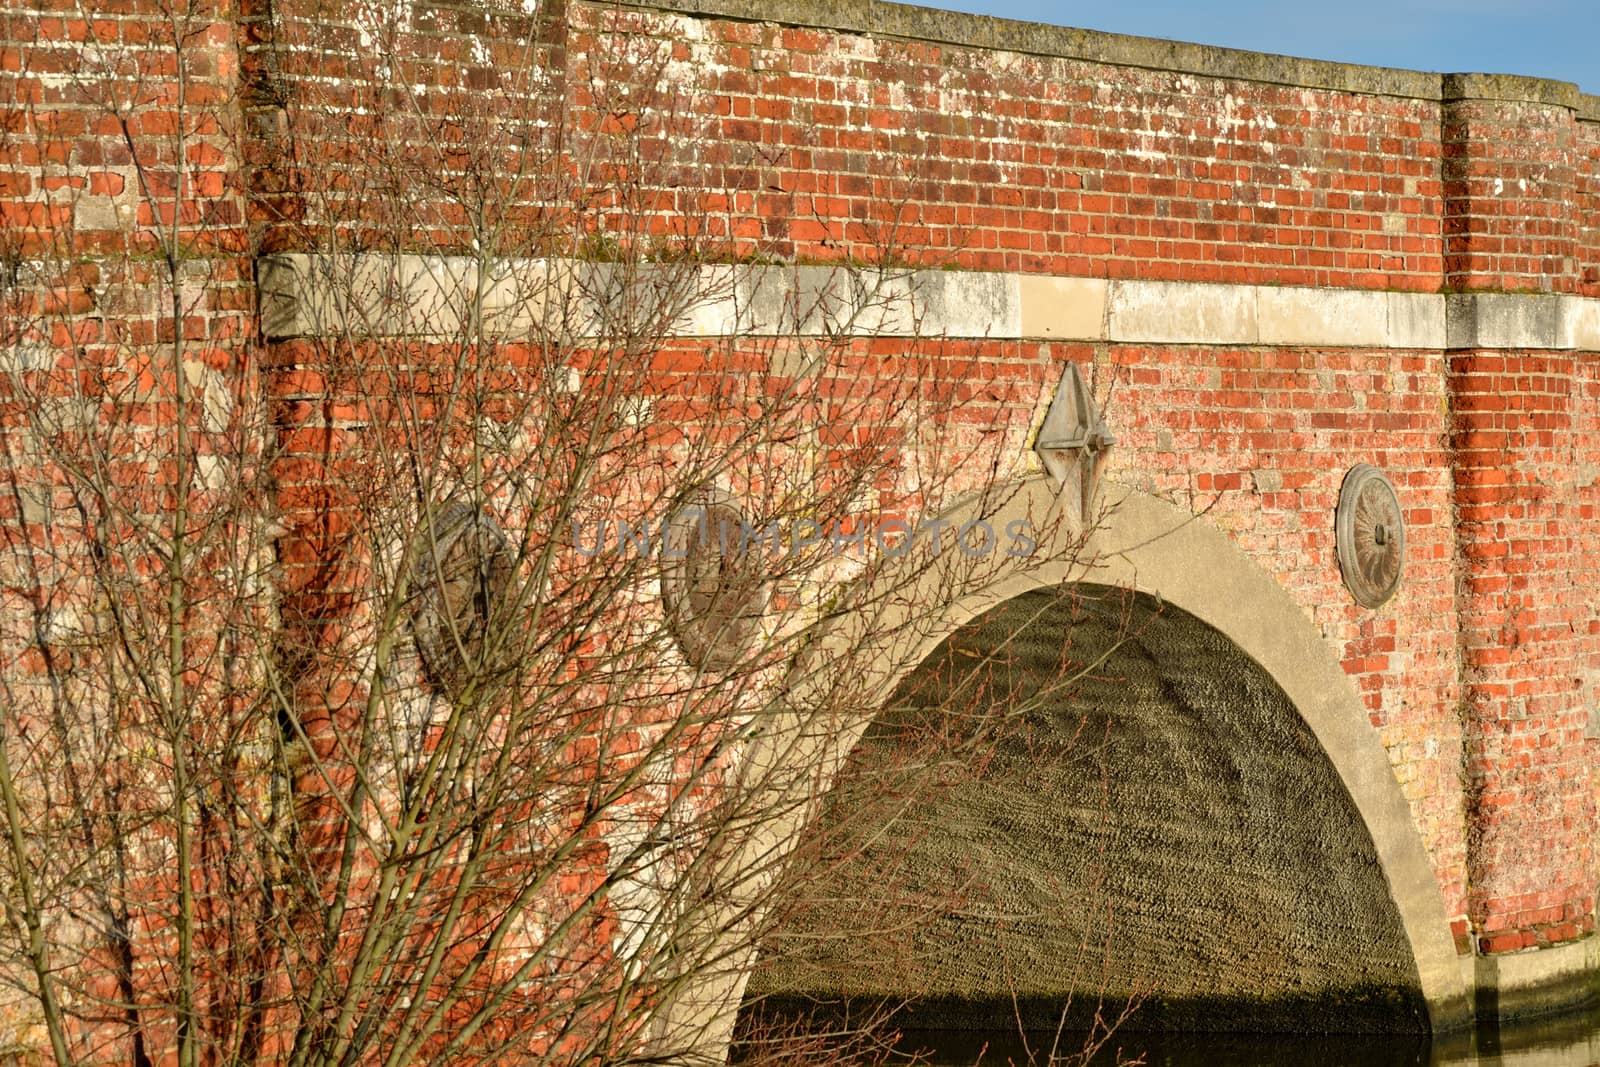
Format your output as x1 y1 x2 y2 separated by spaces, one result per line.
258 254 1600 352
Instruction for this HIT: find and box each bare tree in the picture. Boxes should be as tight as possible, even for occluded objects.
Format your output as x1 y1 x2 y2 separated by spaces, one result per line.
0 2 1128 1064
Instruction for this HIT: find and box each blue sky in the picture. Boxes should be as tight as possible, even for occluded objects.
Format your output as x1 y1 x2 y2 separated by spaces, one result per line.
932 1 1600 93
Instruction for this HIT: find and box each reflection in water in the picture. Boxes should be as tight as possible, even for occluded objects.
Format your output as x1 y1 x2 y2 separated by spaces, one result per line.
899 1005 1600 1066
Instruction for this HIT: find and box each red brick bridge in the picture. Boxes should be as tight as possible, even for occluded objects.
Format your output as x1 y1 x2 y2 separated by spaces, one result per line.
7 0 1600 1056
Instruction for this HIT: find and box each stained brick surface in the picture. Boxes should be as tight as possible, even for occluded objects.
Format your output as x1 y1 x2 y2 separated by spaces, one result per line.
573 6 1447 285
1443 97 1579 293
1579 119 1600 296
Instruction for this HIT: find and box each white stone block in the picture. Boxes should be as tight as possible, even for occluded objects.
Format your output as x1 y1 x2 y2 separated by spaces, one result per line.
1109 280 1257 345
1386 292 1446 350
916 270 1020 339
1258 286 1388 347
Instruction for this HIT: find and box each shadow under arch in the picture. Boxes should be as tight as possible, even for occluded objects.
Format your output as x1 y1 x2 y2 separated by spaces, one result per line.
669 478 1470 1060
744 581 1435 1036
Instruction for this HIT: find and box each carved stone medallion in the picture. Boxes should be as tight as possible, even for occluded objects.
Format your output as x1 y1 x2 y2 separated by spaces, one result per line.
1335 464 1404 609
662 493 768 673
409 502 517 699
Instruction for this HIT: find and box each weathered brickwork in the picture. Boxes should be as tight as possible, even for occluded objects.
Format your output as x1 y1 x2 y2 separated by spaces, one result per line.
1100 340 1468 916
1442 89 1579 294
1450 349 1597 948
1578 115 1600 296
1575 349 1600 954
6 0 1600 1056
239 0 565 253
571 6 1445 287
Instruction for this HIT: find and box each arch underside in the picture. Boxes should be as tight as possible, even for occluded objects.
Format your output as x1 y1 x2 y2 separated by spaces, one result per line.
744 584 1428 1034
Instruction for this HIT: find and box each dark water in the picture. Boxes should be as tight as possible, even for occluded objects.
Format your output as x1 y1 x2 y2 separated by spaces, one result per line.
896 1006 1600 1066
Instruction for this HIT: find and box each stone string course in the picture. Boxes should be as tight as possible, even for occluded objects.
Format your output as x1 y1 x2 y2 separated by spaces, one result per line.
260 253 1600 351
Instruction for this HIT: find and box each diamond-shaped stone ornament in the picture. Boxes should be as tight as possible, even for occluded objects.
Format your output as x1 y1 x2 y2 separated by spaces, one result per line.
1034 362 1115 526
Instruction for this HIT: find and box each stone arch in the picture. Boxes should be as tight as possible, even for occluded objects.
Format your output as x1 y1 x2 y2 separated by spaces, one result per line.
663 478 1469 1058
746 582 1435 1033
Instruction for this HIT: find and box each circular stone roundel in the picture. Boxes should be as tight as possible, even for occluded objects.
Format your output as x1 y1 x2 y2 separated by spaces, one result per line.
409 501 518 699
1335 464 1405 609
662 493 769 673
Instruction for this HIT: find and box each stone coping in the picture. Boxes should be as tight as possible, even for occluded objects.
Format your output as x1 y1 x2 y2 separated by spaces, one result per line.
1442 73 1583 110
595 0 1596 107
259 253 1600 352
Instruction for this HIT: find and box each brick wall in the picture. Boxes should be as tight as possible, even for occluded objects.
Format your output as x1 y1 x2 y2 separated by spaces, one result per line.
1442 85 1579 294
6 0 1600 1057
1450 349 1596 949
1578 115 1600 296
559 0 1600 949
240 0 566 254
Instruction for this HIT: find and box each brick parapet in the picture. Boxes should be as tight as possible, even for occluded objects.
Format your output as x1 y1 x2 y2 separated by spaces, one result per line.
1577 118 1600 297
1441 95 1579 293
593 0 1596 297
